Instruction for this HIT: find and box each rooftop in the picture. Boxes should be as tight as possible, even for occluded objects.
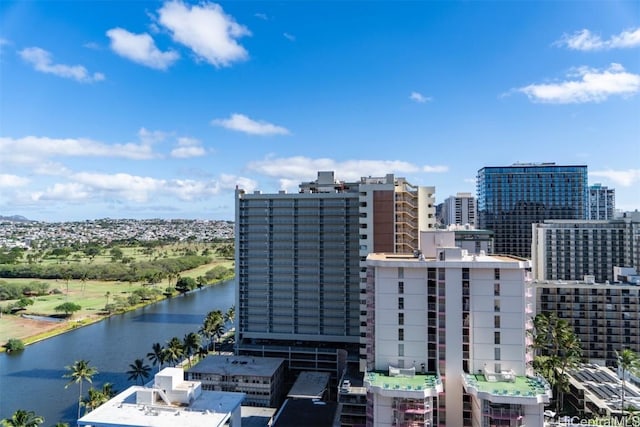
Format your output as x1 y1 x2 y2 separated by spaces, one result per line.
367 251 526 265
365 370 442 398
188 355 285 378
462 374 551 404
78 367 245 427
287 371 331 399
568 364 640 414
77 386 245 427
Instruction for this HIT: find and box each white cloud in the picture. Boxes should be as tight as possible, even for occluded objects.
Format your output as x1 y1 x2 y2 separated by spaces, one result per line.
19 47 105 83
212 113 290 135
254 13 268 20
0 135 157 165
138 128 168 145
410 91 431 103
33 162 71 176
216 174 256 192
25 170 257 205
0 174 29 187
72 172 166 202
556 27 640 51
283 33 296 42
423 165 448 173
590 169 640 187
31 183 91 202
106 27 179 70
516 63 640 103
247 156 438 187
158 0 250 68
171 137 206 158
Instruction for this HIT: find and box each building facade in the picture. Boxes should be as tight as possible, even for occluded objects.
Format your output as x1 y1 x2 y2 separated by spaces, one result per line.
235 171 435 378
364 234 549 427
532 216 640 283
186 355 286 407
440 192 476 227
477 163 588 258
588 183 615 220
534 272 640 366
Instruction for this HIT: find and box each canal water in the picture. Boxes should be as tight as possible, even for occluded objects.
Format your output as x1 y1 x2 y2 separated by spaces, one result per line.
0 280 235 425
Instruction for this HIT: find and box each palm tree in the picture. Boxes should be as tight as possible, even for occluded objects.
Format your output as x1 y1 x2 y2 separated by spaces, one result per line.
147 342 165 373
126 358 152 385
201 310 225 352
83 382 116 413
196 345 209 360
163 337 184 367
617 348 640 426
183 332 201 367
531 312 582 414
64 360 98 422
2 409 44 427
224 305 235 325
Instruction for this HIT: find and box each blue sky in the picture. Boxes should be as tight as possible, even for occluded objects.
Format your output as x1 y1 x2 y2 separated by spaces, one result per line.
0 1 639 222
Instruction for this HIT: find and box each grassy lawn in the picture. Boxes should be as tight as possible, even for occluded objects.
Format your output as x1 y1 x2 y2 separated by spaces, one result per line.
0 253 234 348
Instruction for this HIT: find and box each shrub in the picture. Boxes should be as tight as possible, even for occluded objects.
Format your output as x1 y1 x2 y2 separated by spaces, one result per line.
5 338 25 352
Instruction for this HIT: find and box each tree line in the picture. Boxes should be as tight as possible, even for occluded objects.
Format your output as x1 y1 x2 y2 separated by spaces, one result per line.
0 255 212 282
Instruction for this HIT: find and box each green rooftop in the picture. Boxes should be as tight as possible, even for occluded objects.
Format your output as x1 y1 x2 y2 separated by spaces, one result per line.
463 374 550 398
365 371 441 392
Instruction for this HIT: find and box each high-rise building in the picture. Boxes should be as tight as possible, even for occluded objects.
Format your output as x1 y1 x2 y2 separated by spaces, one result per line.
235 171 435 379
588 183 615 220
364 233 549 427
534 269 640 366
531 215 640 283
440 192 476 227
477 162 588 258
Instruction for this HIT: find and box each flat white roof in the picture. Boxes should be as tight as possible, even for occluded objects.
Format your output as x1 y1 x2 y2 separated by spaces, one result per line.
78 386 245 427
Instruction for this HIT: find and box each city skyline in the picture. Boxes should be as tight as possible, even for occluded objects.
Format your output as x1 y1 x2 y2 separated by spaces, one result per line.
1 1 639 222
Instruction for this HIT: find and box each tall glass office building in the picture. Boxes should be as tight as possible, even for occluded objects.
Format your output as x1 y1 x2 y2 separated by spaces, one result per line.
477 163 588 258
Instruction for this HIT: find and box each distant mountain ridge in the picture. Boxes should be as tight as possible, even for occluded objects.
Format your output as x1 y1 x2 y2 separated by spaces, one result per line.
0 215 32 222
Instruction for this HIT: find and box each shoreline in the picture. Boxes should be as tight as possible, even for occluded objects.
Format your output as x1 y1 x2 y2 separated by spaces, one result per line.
1 278 234 352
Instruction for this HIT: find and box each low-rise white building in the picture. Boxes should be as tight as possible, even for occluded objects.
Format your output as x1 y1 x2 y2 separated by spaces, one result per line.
78 367 245 427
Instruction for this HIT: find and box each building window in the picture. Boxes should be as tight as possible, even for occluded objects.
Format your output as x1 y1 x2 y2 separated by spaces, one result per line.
398 343 404 356
494 332 501 345
495 347 501 360
398 281 404 294
494 283 500 296
398 267 404 278
494 315 500 328
494 268 500 280
398 297 404 310
494 299 500 312
495 363 501 373
398 312 404 325
399 328 404 341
